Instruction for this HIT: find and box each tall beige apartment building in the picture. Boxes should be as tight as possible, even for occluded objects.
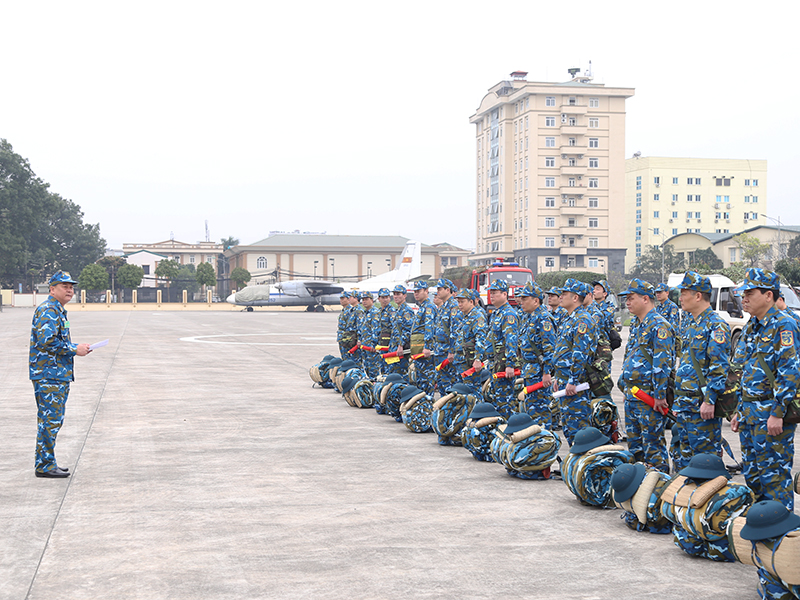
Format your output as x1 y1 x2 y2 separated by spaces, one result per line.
625 157 768 265
469 69 634 274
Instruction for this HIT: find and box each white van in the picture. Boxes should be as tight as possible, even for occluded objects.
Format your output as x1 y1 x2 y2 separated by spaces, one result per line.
667 273 749 349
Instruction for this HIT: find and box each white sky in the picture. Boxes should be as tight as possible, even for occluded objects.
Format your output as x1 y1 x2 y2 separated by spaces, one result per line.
1 1 796 252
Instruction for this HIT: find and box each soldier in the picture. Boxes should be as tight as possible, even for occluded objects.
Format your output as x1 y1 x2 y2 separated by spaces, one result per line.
592 280 618 343
655 283 681 333
518 282 556 427
551 279 596 446
486 280 520 418
337 291 353 358
731 268 799 511
410 280 437 394
433 278 459 395
546 287 568 331
454 289 488 394
777 291 800 345
356 292 381 379
376 288 395 374
619 279 673 473
390 284 414 381
673 271 731 472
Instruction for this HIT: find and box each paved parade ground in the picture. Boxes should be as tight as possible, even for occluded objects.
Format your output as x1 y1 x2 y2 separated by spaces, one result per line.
1 307 792 600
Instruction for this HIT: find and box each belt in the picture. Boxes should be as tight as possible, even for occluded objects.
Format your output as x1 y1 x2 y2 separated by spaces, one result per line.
677 389 703 399
742 393 772 402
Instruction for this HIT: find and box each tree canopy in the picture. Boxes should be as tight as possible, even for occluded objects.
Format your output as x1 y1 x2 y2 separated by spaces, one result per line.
79 264 109 291
733 233 771 267
117 263 144 289
230 267 251 288
631 244 683 280
155 259 180 282
195 262 216 287
220 236 239 250
0 139 105 288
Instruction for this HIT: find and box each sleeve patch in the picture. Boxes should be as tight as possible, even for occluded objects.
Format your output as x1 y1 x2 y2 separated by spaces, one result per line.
657 326 669 340
507 316 516 325
577 322 588 334
712 329 727 344
781 330 794 347
404 313 412 321
543 321 552 332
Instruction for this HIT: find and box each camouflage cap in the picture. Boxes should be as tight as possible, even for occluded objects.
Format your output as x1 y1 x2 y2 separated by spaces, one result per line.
546 287 562 296
592 279 609 294
581 282 594 297
517 282 536 298
392 284 407 294
487 279 509 292
359 291 373 300
455 288 478 301
624 278 655 299
49 271 78 285
340 291 352 299
413 280 429 290
377 287 391 297
654 283 670 293
737 268 780 292
676 271 712 294
436 277 456 291
560 278 585 296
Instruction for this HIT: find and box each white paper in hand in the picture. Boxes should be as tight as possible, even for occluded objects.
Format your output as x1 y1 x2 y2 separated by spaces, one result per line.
89 339 109 351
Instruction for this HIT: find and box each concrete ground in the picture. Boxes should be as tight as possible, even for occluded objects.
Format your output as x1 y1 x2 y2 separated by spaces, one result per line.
1 307 790 600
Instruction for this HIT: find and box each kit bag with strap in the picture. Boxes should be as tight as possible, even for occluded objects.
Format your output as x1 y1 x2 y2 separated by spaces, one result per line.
608 328 622 351
753 354 800 425
688 348 738 420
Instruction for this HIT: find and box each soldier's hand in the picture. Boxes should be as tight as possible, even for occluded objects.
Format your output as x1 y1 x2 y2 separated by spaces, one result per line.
422 348 431 358
653 397 668 413
396 346 403 355
700 401 715 420
447 352 455 361
76 343 92 357
767 415 784 436
730 413 739 433
542 373 552 387
565 383 577 396
472 359 483 371
505 367 515 379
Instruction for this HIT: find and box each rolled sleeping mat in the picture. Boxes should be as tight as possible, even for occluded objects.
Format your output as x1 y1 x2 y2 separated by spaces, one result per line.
382 381 408 421
400 386 433 433
310 354 336 386
659 475 756 542
430 383 479 445
342 376 375 408
493 422 561 479
727 516 800 586
461 416 505 462
334 361 362 393
373 374 403 415
612 463 673 534
562 445 635 508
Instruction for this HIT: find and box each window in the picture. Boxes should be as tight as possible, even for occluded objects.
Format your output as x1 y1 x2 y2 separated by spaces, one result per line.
545 257 555 267
589 237 599 248
589 178 599 188
589 198 598 208
545 96 555 107
695 195 701 202
695 178 701 184
654 177 660 185
653 228 660 235
568 256 576 268
636 193 642 207
694 212 701 219
724 212 730 219
672 194 678 202
654 194 659 201
715 178 731 186
589 218 599 228
569 157 576 166
568 198 576 207
730 248 737 263
568 117 576 126
636 176 642 190
545 217 555 227
745 195 750 203
636 210 642 224
589 138 599 148
545 197 555 207
686 211 693 219
545 116 556 127
545 137 555 147
753 179 759 186
635 226 641 240
257 256 268 269
189 255 195 264
715 212 722 219
545 177 555 187
673 177 678 184
672 229 678 235
653 211 660 218
568 217 576 227
687 178 694 185
588 258 599 268
672 211 678 218
589 98 599 108
142 265 150 275
687 194 694 202
589 118 599 128
744 179 750 186
545 237 555 248
545 156 555 167
569 97 576 105
569 178 576 187
589 158 599 168
752 196 758 203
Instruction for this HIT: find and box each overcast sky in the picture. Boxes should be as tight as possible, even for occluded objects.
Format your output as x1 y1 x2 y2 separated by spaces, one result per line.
1 1 796 252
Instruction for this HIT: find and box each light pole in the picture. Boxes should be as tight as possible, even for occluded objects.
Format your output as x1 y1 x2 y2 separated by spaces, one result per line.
313 260 318 280
367 261 372 277
385 258 391 272
649 228 668 284
761 213 783 260
330 258 335 280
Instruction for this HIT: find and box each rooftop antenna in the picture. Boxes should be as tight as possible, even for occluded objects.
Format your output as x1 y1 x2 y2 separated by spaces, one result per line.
170 230 174 241
568 67 580 78
205 220 210 242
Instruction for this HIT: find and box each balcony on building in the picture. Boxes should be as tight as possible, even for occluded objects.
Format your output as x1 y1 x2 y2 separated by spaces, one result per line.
559 246 587 256
560 104 588 116
561 202 585 215
560 164 587 178
559 224 587 237
561 124 587 136
560 184 585 197
560 145 585 156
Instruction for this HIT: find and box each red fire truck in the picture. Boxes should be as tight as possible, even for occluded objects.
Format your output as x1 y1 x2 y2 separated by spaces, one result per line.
469 259 534 312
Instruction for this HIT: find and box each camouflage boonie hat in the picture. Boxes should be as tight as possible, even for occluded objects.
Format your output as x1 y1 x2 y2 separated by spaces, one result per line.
469 402 501 420
377 287 391 297
592 280 609 294
560 278 585 296
654 283 670 293
487 279 509 292
340 291 352 299
676 271 712 294
737 268 780 292
392 284 407 294
436 278 456 291
624 278 655 299
413 280 429 290
49 271 78 285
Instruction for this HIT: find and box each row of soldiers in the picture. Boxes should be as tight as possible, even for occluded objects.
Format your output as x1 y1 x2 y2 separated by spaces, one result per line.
336 267 798 515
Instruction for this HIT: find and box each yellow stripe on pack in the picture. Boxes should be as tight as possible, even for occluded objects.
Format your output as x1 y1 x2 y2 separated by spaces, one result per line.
386 357 400 364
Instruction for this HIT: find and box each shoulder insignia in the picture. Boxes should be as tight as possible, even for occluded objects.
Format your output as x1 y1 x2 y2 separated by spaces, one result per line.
577 322 588 334
781 330 793 347
712 329 727 344
405 313 412 321
451 308 458 317
657 326 669 340
543 321 552 332
507 316 516 325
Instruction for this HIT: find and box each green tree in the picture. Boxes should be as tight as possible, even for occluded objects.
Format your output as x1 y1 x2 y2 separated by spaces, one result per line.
97 256 126 294
174 264 200 295
631 244 683 280
719 262 748 283
787 236 800 260
220 236 239 250
155 259 180 284
231 267 251 289
775 259 800 288
195 262 216 288
733 232 771 267
0 139 106 287
117 263 144 289
689 248 724 272
79 263 109 291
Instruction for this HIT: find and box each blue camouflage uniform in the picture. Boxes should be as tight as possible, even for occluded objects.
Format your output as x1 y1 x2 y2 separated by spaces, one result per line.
551 279 596 446
672 272 731 472
376 288 395 374
410 281 437 394
389 285 414 381
356 292 381 379
433 278 460 394
546 288 568 331
454 289 488 395
486 280 520 418
655 283 681 332
30 272 80 475
591 280 617 342
733 269 799 511
337 292 353 358
619 279 674 473
518 282 556 427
